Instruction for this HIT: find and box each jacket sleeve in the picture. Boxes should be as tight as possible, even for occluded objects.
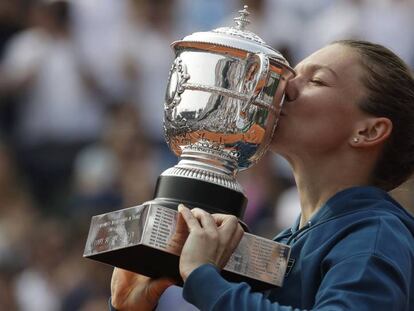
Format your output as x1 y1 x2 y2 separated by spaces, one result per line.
182 256 409 311
313 253 409 310
182 264 302 311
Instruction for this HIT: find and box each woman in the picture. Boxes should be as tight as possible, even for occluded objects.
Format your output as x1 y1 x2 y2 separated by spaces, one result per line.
110 40 414 310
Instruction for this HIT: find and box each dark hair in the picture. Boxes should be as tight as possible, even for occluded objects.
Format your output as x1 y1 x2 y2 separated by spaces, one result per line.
334 40 414 191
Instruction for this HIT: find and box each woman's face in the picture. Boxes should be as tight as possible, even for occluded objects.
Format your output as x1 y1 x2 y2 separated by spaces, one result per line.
271 44 369 160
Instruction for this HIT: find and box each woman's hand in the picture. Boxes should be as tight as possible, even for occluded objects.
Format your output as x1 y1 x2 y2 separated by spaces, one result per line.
111 268 175 311
178 204 244 281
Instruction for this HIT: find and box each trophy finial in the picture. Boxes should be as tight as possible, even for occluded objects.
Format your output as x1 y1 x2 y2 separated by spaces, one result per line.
234 5 250 30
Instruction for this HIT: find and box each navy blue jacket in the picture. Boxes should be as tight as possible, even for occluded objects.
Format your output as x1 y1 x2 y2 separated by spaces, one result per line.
182 186 414 310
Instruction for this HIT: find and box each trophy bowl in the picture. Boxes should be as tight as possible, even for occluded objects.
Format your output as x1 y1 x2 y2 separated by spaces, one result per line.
162 6 295 198
165 47 294 170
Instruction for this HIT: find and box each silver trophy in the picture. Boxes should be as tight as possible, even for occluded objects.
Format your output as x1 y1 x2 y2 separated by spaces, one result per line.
84 6 295 290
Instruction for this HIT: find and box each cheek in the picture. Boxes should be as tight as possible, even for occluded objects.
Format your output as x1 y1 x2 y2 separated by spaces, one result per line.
311 108 356 146
286 98 356 148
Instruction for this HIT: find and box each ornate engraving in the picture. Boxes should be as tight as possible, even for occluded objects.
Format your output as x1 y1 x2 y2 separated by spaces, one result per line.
213 27 265 45
211 6 266 45
233 5 250 30
165 57 190 111
186 141 238 160
161 166 243 192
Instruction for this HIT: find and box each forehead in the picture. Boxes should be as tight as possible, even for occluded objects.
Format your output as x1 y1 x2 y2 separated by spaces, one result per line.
296 44 363 79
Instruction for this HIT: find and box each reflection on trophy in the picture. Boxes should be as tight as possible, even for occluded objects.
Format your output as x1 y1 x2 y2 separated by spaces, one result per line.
84 6 295 290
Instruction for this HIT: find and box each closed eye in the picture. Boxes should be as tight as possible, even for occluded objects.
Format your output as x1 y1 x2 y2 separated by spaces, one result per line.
309 79 327 86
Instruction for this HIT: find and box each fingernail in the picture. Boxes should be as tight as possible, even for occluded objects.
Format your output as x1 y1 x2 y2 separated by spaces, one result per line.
178 204 186 212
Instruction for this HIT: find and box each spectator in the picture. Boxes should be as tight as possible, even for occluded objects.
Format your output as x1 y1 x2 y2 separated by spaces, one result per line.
0 1 108 211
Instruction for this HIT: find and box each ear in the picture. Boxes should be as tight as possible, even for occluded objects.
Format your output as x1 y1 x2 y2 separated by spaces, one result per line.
350 117 393 148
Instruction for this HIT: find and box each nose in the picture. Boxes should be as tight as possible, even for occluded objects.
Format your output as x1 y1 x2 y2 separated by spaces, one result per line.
284 77 298 102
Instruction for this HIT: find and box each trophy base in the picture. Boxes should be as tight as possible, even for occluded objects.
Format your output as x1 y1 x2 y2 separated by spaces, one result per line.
84 204 290 291
86 241 182 283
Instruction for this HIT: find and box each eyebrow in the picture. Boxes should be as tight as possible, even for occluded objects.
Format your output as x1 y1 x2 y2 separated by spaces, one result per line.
295 63 338 79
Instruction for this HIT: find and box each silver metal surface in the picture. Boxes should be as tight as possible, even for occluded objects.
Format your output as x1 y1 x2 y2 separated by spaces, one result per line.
163 6 295 191
84 6 294 289
171 6 295 70
84 205 148 255
84 204 291 287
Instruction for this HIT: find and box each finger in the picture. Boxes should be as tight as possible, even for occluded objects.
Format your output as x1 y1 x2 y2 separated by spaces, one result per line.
178 204 201 231
212 213 241 229
211 213 229 226
191 208 219 241
217 217 240 253
216 214 239 236
191 208 217 229
175 207 189 235
229 225 244 250
218 225 244 268
170 209 188 252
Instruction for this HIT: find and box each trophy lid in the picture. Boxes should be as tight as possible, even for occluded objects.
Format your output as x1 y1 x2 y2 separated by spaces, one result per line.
172 5 294 72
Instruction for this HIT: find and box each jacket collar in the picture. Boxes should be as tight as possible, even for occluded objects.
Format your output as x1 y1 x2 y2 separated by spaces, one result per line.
304 186 400 227
276 186 409 242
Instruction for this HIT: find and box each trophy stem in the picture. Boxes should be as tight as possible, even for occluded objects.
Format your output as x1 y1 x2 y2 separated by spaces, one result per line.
161 146 243 192
178 144 239 175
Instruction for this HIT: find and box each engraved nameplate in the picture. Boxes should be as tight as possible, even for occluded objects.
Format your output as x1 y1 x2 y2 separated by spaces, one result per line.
84 204 291 288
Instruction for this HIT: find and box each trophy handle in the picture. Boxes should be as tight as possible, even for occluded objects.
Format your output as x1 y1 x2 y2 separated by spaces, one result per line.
240 52 270 113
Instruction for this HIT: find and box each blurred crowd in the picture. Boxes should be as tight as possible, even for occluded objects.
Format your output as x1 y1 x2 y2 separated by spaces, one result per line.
0 0 413 310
